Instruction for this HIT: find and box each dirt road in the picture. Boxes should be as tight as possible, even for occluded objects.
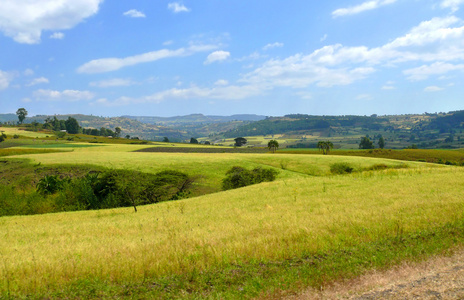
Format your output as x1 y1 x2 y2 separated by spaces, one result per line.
287 249 464 299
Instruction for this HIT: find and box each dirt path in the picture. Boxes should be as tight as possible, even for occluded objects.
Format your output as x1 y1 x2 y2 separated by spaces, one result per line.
287 249 464 299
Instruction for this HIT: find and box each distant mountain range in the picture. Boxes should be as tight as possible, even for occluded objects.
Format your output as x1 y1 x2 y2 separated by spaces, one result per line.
2 111 464 148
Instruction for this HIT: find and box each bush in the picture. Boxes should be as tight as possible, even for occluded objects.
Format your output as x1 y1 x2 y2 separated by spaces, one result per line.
330 162 354 174
222 166 278 190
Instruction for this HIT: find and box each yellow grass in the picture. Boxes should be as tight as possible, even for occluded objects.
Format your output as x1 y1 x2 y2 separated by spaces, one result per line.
1 165 463 295
0 127 50 138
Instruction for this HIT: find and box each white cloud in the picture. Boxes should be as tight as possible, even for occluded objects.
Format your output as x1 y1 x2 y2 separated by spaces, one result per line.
50 32 64 39
441 0 464 12
0 70 15 90
89 78 136 88
332 0 397 18
27 77 49 86
123 9 146 18
168 3 190 13
24 69 34 76
382 85 396 90
263 42 284 51
403 62 464 81
320 34 328 42
424 86 444 92
204 51 230 64
0 0 103 44
77 44 217 73
214 79 229 86
34 89 95 101
163 40 174 46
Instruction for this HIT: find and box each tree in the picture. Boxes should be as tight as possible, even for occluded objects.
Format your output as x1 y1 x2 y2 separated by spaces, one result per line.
234 137 247 147
317 141 334 155
16 108 28 124
378 136 386 149
65 117 80 134
190 137 198 144
359 136 374 149
0 132 6 142
162 137 170 143
114 127 122 138
268 139 279 153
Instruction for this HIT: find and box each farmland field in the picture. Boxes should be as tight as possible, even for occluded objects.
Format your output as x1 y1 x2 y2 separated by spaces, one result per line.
1 142 463 299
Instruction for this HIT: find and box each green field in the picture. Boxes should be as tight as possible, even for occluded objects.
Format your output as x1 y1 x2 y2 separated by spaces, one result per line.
1 141 463 298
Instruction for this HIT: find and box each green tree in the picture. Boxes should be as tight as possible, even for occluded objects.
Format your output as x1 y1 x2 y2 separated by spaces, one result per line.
0 132 6 142
65 117 80 134
162 137 170 143
234 137 247 147
317 140 334 155
16 108 28 124
359 136 374 149
268 139 279 153
190 137 198 144
378 136 386 149
114 127 122 138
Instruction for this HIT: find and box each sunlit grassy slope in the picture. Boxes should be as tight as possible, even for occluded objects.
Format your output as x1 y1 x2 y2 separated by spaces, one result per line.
0 127 50 138
12 143 425 189
1 164 463 297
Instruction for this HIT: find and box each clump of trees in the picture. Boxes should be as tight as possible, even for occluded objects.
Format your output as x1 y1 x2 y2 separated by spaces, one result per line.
234 137 247 147
7 169 197 215
268 140 279 153
222 166 278 190
330 162 354 174
318 141 334 155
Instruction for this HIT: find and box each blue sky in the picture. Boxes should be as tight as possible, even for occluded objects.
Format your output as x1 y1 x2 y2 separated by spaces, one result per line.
1 0 464 117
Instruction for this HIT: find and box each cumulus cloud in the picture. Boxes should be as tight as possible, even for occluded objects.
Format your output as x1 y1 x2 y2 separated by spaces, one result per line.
33 89 95 101
0 70 15 90
214 79 229 86
424 86 444 92
89 78 136 88
78 44 217 73
123 9 146 18
263 42 284 50
441 0 464 12
204 51 230 64
50 32 64 39
0 0 103 44
332 0 397 18
168 3 190 13
403 62 464 81
27 77 49 86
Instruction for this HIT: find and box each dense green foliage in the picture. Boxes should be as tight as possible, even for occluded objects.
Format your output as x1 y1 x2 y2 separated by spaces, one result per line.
330 162 354 174
222 166 278 190
0 168 195 217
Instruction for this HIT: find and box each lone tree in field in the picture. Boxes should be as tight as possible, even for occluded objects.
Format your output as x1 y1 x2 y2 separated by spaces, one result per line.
378 136 386 149
190 137 199 144
162 137 169 143
359 136 374 149
16 108 28 124
317 141 333 155
268 139 279 153
114 127 122 138
234 137 247 147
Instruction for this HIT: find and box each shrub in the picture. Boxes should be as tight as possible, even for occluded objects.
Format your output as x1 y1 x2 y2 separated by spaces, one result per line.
222 166 278 190
330 162 354 174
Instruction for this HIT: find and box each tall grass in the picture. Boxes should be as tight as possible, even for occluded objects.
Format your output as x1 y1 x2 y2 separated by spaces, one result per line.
1 166 463 297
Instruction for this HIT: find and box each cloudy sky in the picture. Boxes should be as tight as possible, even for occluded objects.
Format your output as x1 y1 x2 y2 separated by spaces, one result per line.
1 0 464 117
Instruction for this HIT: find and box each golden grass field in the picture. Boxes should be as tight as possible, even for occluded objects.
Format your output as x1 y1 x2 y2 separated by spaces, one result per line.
1 142 462 298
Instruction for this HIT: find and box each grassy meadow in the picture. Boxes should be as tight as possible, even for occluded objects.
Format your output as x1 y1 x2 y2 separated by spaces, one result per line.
1 141 464 298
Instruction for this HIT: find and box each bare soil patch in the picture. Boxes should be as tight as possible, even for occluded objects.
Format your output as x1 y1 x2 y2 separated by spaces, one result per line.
287 248 464 299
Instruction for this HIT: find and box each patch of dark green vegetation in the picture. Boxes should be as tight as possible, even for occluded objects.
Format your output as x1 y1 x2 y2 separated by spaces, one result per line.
330 162 354 174
222 166 279 190
0 160 196 217
21 219 464 299
134 146 268 153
